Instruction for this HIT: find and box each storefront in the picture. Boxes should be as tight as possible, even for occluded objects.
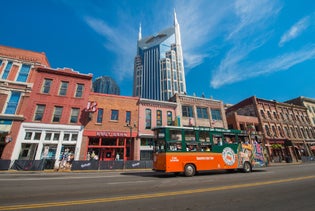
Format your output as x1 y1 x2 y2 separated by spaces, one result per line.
0 131 9 158
266 139 297 163
11 122 83 164
83 130 136 161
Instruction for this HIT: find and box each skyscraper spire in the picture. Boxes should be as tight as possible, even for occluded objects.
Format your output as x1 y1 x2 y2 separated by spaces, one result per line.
174 9 178 26
173 9 181 45
138 23 142 41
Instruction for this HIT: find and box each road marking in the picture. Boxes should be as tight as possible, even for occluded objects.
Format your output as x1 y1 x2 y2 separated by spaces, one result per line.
0 175 314 210
107 180 155 185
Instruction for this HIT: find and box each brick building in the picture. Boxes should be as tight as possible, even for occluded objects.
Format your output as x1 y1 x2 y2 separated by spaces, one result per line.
226 96 315 163
11 66 92 162
285 96 315 155
0 45 49 159
82 93 139 161
138 98 177 160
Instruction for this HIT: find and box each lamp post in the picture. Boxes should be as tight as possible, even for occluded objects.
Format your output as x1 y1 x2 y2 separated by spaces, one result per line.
125 122 137 159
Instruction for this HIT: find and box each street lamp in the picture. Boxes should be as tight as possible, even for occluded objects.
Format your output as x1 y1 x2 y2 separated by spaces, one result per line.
125 122 137 159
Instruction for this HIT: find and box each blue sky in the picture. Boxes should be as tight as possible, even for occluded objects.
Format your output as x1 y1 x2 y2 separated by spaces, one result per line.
1 0 315 104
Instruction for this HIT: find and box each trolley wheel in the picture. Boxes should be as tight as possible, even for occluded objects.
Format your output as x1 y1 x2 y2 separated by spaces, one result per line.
243 161 252 173
184 164 196 177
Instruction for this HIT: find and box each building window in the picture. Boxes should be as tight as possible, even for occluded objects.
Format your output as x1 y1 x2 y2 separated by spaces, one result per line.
70 108 80 123
25 132 32 140
167 111 173 126
5 91 21 114
71 134 78 141
17 64 31 82
197 107 208 119
34 132 42 140
296 128 302 138
53 133 60 141
126 111 131 124
145 109 151 129
97 108 103 123
260 110 266 119
291 127 296 138
75 84 84 98
284 127 288 137
59 81 69 96
278 126 284 137
295 115 300 122
272 125 277 137
45 133 52 141
63 133 70 141
280 113 284 120
1 61 12 80
42 79 52 94
211 109 222 120
265 125 271 137
111 110 119 121
52 106 63 122
182 105 194 117
156 110 162 126
34 104 46 121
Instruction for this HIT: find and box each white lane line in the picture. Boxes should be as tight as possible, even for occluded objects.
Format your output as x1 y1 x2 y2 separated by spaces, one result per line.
107 180 155 185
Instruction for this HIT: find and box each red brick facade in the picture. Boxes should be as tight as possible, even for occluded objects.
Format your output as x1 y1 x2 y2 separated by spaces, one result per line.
82 93 139 160
0 45 50 159
226 96 315 163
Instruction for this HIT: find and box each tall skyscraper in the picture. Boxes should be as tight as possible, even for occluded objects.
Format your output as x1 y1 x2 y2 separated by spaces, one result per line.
133 10 186 101
93 76 120 95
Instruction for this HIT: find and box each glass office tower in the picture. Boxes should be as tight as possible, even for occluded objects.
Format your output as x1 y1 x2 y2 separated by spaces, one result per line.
133 11 186 101
93 76 120 95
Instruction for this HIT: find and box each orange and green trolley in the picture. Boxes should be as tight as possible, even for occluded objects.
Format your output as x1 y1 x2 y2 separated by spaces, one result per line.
152 126 267 176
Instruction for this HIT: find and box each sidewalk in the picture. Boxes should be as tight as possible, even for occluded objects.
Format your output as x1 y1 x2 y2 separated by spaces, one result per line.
1 168 154 174
267 161 303 167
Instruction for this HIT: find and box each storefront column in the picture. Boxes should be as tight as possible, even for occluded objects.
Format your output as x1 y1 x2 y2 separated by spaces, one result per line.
55 136 63 161
123 138 127 160
34 141 43 160
304 141 312 156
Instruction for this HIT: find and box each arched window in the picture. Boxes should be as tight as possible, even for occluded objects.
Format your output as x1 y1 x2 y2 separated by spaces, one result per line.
167 111 173 126
264 125 271 137
156 110 162 126
145 109 152 129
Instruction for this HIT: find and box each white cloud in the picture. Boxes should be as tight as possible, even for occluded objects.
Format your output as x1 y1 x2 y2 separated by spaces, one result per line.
211 44 315 88
258 44 315 74
228 0 281 40
210 0 281 88
210 41 265 88
175 0 233 70
279 16 310 47
84 16 136 81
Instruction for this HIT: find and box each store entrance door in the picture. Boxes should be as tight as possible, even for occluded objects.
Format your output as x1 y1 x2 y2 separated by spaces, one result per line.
100 148 114 161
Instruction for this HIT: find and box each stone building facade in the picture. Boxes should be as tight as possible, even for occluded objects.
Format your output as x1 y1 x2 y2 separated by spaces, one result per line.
169 94 227 129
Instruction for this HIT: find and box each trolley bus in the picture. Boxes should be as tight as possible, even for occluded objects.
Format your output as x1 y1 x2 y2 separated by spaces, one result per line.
152 126 266 176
